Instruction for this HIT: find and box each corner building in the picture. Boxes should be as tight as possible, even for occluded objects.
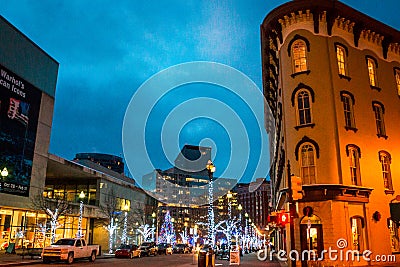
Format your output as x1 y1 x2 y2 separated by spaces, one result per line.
261 0 400 266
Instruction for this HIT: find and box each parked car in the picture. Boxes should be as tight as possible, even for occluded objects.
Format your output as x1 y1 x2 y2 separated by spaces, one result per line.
42 238 99 264
115 244 141 258
157 243 168 255
138 242 158 256
173 244 191 254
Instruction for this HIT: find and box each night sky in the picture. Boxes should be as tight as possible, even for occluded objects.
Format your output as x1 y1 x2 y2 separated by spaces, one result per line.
0 0 399 184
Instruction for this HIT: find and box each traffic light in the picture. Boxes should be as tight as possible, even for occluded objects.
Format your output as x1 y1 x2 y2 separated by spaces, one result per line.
291 175 303 200
277 212 290 225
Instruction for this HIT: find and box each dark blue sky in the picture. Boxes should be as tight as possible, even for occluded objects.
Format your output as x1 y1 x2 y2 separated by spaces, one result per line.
1 0 399 183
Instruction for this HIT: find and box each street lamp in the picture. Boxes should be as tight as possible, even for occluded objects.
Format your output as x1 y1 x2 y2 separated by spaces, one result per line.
121 204 129 244
237 204 242 252
152 212 156 242
206 160 216 247
226 191 233 251
77 191 85 238
1 167 8 178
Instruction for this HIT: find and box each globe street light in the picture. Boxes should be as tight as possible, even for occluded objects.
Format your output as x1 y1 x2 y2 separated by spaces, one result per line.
77 191 85 238
1 167 8 179
206 160 216 247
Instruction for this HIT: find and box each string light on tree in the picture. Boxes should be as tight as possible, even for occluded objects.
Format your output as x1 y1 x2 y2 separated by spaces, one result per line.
206 160 216 247
121 203 129 244
158 210 176 244
77 191 85 238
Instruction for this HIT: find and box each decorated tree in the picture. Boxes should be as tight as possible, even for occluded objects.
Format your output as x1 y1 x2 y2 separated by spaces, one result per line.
158 210 176 244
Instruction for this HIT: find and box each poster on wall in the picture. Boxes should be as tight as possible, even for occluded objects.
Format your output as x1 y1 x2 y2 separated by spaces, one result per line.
0 64 42 196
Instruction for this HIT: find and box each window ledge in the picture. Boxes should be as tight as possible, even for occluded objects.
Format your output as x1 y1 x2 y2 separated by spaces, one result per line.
384 189 395 195
345 126 358 132
377 134 388 139
370 85 381 92
339 74 351 81
295 123 315 130
291 70 310 78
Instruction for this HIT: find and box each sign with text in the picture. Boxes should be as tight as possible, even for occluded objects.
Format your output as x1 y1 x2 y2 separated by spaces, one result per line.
229 250 240 265
0 64 42 196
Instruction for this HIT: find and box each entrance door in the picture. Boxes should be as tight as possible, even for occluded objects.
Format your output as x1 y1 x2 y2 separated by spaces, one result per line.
300 224 323 267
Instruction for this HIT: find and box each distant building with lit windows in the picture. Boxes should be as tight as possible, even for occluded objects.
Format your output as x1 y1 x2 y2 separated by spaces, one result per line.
74 153 124 174
261 0 400 265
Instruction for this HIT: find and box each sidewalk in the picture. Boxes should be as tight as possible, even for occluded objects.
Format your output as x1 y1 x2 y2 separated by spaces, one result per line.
0 250 114 266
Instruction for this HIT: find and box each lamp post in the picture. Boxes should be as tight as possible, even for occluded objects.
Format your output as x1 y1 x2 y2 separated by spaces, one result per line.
152 212 156 242
244 213 248 253
121 204 129 244
237 204 242 251
77 191 85 238
206 160 216 247
226 191 232 251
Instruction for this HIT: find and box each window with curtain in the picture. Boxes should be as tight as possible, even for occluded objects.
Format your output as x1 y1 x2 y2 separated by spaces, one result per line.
395 68 400 96
300 143 316 184
292 40 307 73
367 57 378 87
296 90 312 126
351 217 364 252
336 45 347 76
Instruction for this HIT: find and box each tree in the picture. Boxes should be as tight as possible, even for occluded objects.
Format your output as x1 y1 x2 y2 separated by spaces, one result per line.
30 193 71 244
97 189 122 253
158 210 176 244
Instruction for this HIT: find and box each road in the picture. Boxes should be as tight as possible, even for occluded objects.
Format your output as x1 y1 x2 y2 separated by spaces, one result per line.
34 252 282 267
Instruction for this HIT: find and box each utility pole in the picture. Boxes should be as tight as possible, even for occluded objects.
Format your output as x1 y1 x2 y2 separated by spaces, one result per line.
287 160 296 267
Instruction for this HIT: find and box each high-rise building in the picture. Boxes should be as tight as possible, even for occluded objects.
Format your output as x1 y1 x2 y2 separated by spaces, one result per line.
261 0 400 265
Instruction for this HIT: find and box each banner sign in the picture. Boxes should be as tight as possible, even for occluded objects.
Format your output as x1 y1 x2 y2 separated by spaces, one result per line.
0 64 42 196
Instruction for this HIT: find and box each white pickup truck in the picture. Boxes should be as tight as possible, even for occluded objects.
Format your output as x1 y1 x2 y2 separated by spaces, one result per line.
42 238 100 264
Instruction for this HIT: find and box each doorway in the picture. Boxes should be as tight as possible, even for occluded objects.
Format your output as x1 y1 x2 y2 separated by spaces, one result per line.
300 215 323 267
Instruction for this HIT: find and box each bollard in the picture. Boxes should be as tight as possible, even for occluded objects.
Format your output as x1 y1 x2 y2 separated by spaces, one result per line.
207 247 215 267
198 250 207 267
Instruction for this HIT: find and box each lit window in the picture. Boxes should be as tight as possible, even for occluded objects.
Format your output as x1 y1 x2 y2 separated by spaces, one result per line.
351 217 365 252
389 219 400 253
340 92 356 129
379 151 393 191
296 90 312 125
372 102 386 137
292 40 307 73
367 58 378 87
395 68 400 96
347 145 361 186
336 45 347 76
300 143 316 184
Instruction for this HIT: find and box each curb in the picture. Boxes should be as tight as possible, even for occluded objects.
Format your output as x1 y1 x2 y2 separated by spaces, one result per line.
0 255 116 266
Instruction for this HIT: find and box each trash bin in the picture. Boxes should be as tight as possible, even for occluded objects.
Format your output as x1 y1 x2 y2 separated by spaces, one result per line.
198 250 207 267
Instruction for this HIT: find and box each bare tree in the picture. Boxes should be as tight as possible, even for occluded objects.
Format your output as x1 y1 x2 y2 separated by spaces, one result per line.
97 189 122 253
30 193 71 243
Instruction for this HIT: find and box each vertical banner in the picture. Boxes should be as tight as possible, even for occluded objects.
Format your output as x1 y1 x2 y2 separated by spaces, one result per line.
0 64 42 196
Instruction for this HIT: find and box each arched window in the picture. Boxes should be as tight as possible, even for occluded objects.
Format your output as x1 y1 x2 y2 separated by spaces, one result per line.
336 44 347 76
347 145 361 186
300 143 316 184
394 68 400 96
296 90 312 126
367 57 378 87
372 101 386 137
350 216 365 252
340 91 356 129
292 40 308 73
379 151 393 191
